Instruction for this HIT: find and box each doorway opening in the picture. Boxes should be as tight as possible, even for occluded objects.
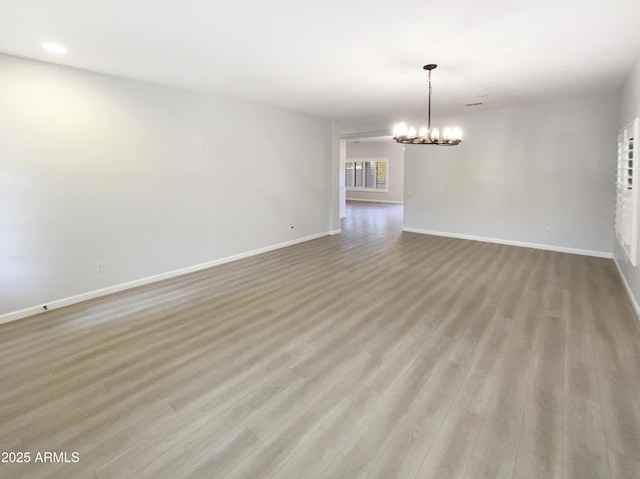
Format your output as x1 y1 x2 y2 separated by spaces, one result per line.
339 135 404 227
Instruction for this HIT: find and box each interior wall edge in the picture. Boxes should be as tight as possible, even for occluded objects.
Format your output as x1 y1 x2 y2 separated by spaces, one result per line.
345 198 403 204
402 227 613 259
0 230 334 326
614 257 640 321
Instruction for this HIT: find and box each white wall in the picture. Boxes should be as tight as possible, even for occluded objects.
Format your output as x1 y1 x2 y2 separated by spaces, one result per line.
615 54 640 313
0 54 332 317
345 140 404 203
403 96 616 255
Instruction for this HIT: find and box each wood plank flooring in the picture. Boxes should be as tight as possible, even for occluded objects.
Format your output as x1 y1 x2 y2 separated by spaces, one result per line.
1 201 640 478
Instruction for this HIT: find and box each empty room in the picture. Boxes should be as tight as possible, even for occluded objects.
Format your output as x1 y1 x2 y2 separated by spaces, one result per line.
2 0 640 478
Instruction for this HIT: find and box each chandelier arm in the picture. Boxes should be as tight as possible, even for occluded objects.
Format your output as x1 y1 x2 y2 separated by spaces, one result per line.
395 138 460 146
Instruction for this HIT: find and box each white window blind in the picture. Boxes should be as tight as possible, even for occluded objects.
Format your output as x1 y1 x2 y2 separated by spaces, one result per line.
615 117 640 266
344 158 388 192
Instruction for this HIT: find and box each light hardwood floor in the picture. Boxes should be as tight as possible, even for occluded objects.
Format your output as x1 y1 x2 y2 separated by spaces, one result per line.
2 202 640 478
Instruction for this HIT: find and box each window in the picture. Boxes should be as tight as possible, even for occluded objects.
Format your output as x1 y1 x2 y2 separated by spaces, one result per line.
345 158 388 192
615 117 640 266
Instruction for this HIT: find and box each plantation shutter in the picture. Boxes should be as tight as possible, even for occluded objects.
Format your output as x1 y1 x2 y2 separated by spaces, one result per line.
345 162 354 188
354 162 363 188
376 162 387 190
344 158 389 192
364 162 376 188
615 118 640 266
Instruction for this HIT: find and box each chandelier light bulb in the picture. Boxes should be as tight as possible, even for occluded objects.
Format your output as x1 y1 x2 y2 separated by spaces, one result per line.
393 122 407 138
408 127 417 139
419 127 428 137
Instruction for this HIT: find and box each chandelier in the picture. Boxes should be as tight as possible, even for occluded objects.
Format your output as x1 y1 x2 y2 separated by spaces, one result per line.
393 64 462 145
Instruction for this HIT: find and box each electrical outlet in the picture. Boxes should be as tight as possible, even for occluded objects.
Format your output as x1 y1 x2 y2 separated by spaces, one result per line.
96 262 104 273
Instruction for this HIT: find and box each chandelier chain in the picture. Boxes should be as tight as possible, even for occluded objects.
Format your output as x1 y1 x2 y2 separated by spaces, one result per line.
428 69 432 132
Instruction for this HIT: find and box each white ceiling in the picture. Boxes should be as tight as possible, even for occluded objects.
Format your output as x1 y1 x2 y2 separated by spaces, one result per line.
1 0 639 121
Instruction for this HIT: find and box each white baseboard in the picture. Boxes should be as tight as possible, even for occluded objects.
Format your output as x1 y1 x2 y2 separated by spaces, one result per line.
328 229 342 235
402 227 613 259
346 198 404 204
613 258 640 320
0 231 332 326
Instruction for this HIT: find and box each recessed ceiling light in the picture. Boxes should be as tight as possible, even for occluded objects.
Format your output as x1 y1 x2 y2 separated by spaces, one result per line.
42 43 67 54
